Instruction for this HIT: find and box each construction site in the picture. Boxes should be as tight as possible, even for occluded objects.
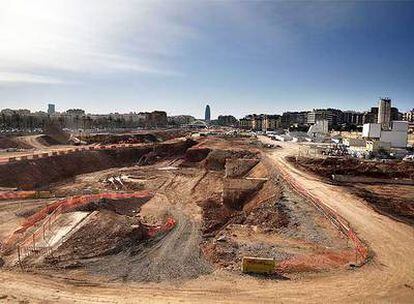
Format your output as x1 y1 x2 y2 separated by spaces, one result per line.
0 130 413 303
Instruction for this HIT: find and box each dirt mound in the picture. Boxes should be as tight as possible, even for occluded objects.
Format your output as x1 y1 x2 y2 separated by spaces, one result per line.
222 178 265 210
288 156 414 179
198 153 353 273
185 147 211 162
84 130 189 145
45 210 146 267
0 136 31 149
288 156 414 226
61 209 212 282
225 159 259 178
204 149 258 171
43 123 70 145
70 198 148 216
246 161 268 178
349 184 414 225
199 199 243 236
278 250 354 273
86 133 159 145
244 198 290 230
37 135 65 146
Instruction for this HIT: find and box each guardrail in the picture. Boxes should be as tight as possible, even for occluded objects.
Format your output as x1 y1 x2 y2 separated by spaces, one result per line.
277 163 369 265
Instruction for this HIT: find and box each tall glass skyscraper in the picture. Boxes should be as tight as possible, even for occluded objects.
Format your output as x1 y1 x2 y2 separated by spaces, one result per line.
205 105 211 122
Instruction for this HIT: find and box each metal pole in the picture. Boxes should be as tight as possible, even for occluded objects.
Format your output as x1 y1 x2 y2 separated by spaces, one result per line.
17 245 22 270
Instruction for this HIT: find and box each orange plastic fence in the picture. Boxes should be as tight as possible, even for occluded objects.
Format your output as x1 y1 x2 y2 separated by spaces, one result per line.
147 217 176 237
278 164 369 262
3 191 154 253
0 191 37 200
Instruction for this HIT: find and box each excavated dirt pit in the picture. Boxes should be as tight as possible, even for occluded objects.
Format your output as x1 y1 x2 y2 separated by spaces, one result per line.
287 156 414 225
0 139 195 189
286 156 414 179
0 137 355 283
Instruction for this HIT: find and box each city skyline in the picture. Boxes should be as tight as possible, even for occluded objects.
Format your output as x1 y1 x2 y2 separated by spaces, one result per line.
0 1 413 118
1 99 412 120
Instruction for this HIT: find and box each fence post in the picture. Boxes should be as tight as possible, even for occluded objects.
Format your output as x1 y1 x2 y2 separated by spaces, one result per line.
17 245 24 270
355 249 358 265
32 234 35 251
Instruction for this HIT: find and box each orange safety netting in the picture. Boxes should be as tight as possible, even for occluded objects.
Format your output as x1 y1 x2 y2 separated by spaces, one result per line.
12 191 154 236
2 191 156 255
278 165 369 262
0 191 37 200
146 217 176 237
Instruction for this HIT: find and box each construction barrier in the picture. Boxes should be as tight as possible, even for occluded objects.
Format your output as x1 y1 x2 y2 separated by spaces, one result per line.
147 217 176 237
277 163 369 264
2 191 154 255
241 256 276 274
0 191 37 200
15 204 63 261
0 191 54 201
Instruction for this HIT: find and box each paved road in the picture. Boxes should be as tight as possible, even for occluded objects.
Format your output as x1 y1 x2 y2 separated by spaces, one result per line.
0 138 413 303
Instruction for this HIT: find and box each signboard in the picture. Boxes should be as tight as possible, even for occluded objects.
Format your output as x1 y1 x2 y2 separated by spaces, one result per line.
241 256 276 274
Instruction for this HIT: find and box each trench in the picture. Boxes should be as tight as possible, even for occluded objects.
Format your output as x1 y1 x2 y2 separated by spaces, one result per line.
0 139 196 189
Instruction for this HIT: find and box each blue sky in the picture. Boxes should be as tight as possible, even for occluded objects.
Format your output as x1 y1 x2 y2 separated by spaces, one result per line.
0 0 413 118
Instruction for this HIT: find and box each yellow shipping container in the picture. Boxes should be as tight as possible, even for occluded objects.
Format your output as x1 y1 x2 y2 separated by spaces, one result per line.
241 256 276 274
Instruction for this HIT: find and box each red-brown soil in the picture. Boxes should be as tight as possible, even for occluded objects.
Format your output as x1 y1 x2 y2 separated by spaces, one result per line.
84 129 189 145
287 156 414 226
0 139 196 189
287 156 414 179
1 137 355 285
0 136 32 149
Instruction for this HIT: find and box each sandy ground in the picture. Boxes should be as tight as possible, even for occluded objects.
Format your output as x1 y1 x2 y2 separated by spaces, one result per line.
0 137 413 303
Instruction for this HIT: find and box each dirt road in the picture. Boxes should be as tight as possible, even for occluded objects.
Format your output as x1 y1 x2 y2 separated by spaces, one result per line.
1 138 413 303
15 135 48 150
0 135 75 161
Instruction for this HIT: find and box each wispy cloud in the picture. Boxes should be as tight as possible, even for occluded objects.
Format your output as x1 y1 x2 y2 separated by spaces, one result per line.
0 72 66 85
0 0 194 85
